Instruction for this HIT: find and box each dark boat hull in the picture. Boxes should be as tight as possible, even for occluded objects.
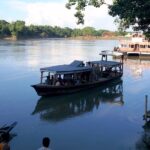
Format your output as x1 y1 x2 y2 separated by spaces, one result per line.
32 75 122 96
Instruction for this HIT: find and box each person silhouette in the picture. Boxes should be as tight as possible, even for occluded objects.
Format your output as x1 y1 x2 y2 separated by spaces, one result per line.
38 137 52 150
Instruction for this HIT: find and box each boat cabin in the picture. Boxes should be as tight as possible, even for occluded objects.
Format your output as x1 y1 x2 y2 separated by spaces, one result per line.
87 60 123 79
39 59 123 87
40 60 92 86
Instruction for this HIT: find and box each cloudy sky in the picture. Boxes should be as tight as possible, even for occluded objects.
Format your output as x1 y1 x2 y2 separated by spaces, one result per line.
0 0 117 30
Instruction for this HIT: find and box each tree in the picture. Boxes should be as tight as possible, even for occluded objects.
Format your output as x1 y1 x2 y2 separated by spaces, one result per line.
9 21 26 38
66 0 150 37
0 20 11 37
109 0 150 37
63 27 73 37
71 28 81 36
82 27 96 36
66 0 107 24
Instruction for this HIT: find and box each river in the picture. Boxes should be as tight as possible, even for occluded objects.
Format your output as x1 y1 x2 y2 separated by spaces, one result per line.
0 38 149 150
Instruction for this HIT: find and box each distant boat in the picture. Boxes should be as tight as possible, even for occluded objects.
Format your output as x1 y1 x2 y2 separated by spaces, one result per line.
114 32 150 56
32 54 123 96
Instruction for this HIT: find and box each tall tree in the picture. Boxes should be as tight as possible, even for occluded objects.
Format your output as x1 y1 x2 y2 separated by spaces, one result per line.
66 0 150 36
9 21 26 38
109 0 150 37
71 28 83 36
82 27 96 36
0 20 11 37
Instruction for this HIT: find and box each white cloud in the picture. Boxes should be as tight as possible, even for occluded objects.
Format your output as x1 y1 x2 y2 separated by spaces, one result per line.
25 2 117 30
83 5 116 30
8 0 117 30
25 2 78 28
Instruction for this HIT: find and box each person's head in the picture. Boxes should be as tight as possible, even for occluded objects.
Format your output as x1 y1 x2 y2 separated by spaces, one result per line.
42 137 50 148
1 133 10 143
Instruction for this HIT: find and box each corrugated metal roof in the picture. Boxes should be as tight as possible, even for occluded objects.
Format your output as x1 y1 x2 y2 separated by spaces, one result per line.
40 60 92 74
40 60 121 74
89 60 121 67
70 60 84 67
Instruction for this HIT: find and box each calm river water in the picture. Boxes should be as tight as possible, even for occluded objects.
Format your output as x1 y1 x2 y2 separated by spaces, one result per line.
0 39 150 150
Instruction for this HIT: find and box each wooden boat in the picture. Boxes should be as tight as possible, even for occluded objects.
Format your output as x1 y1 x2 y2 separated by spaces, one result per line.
32 54 123 96
114 32 150 56
0 122 17 134
0 122 17 142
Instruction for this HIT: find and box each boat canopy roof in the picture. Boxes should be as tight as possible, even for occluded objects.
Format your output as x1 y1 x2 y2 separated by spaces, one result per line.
89 60 121 67
40 60 92 74
99 50 123 56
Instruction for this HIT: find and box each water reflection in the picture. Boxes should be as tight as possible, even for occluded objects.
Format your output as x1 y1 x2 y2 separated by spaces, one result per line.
124 57 150 77
114 56 150 78
32 80 123 122
136 121 150 150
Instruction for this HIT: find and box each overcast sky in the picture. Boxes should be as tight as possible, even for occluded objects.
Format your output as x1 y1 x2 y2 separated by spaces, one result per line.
0 0 118 30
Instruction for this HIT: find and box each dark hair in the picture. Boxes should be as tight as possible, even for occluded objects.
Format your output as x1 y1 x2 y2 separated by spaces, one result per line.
1 133 10 142
42 137 50 148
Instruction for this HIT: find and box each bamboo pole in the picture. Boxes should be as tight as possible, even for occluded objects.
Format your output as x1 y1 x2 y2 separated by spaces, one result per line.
145 95 148 122
121 55 124 73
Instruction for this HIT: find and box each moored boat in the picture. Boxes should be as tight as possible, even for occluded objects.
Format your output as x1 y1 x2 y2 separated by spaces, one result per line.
114 32 150 56
32 54 123 96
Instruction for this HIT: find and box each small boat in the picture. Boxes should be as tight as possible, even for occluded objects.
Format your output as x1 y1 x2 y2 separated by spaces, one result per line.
0 122 17 134
114 32 150 56
32 54 123 96
0 122 17 142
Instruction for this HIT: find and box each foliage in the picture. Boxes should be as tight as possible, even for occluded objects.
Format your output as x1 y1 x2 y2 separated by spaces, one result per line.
0 20 11 37
82 27 96 36
9 21 26 37
109 0 150 37
71 28 83 36
66 0 106 24
66 0 150 37
0 20 125 39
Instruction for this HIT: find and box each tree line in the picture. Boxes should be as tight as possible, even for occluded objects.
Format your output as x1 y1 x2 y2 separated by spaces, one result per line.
0 20 126 39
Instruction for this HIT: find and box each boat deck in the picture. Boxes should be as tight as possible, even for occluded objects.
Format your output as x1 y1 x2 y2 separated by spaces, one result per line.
117 51 150 56
37 77 108 87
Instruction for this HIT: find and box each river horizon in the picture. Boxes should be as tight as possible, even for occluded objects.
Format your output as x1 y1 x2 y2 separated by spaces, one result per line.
0 38 149 150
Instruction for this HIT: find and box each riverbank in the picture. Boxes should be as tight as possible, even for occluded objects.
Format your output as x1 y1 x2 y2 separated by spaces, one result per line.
0 35 127 41
68 36 127 40
2 36 17 41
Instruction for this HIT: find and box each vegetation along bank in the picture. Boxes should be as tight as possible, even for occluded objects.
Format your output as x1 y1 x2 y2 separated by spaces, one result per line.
0 20 127 40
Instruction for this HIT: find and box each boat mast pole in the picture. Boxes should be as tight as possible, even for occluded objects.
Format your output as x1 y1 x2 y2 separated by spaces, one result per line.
40 71 43 84
145 95 148 123
121 55 124 74
101 54 107 61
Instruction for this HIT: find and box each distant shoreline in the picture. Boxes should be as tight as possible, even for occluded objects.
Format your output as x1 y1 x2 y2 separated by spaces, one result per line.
68 36 126 40
0 36 127 41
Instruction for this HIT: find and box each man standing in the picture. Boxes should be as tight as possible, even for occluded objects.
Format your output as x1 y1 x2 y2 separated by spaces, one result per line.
38 137 52 150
